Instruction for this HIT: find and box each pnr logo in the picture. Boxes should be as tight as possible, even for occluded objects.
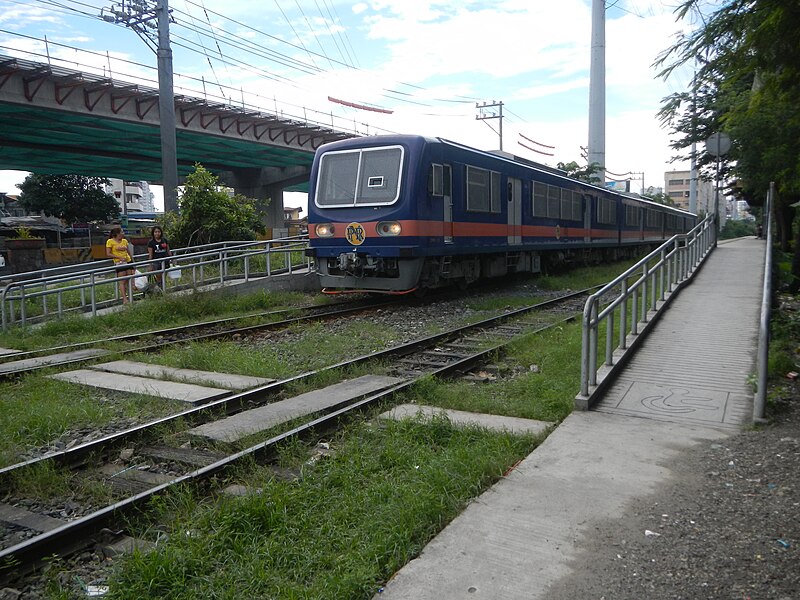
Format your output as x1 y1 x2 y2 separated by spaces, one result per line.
346 222 365 245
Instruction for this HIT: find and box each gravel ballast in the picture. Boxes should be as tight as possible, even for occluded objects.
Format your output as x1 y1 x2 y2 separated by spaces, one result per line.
547 396 800 599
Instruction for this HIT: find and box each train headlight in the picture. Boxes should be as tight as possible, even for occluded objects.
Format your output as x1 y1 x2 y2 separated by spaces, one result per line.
315 223 335 238
377 221 402 236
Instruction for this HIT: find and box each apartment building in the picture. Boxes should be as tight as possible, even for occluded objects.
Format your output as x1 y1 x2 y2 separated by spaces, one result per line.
664 170 714 214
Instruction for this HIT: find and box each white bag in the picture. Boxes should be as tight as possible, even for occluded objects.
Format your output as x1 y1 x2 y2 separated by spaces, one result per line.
133 270 148 290
167 268 181 280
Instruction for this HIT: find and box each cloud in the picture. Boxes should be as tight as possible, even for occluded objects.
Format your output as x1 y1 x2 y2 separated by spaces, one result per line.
0 5 61 28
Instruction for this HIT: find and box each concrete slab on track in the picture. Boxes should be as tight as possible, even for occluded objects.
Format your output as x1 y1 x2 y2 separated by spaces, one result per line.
381 404 552 436
0 503 66 532
88 360 274 390
0 348 108 374
49 369 230 404
189 374 405 443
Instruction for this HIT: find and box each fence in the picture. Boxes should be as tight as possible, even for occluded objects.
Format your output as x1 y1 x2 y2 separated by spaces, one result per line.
754 183 775 422
0 235 310 330
576 215 716 409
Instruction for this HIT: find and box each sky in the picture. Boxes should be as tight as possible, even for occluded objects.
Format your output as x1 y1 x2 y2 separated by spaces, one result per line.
0 0 700 213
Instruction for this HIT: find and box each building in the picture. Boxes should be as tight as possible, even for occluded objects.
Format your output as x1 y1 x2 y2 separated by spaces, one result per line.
104 179 146 213
139 181 155 212
664 170 714 214
283 206 307 237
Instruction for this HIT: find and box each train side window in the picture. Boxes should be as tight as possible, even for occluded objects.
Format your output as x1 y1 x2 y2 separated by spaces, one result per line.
625 205 642 226
533 182 547 216
597 197 616 225
561 189 581 221
443 165 452 196
572 192 582 221
547 185 561 219
491 172 501 212
466 166 501 213
429 163 444 196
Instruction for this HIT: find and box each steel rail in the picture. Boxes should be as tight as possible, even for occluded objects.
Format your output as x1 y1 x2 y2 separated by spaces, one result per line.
0 297 393 365
0 299 400 379
0 291 586 583
0 288 593 487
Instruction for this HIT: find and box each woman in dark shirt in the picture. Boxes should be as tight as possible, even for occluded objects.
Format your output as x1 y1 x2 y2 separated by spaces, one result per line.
147 226 171 286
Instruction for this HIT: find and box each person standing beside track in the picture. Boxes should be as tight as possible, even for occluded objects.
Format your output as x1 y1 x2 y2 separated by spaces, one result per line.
147 225 171 287
106 226 134 304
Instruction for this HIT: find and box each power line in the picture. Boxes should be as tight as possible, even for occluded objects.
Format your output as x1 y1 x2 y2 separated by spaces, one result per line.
181 0 227 99
321 0 358 68
291 0 335 69
312 0 351 68
17 1 492 123
269 0 320 70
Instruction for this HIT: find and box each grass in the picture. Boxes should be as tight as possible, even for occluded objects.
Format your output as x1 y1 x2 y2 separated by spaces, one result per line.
0 375 186 469
407 319 583 423
104 416 542 599
74 308 586 599
10 270 611 598
143 320 404 383
0 289 316 351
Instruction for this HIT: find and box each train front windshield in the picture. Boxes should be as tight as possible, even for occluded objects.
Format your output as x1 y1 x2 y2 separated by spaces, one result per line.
315 145 403 207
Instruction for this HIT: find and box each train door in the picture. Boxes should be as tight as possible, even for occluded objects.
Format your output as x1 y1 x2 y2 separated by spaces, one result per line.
443 164 453 244
508 177 522 244
584 194 592 242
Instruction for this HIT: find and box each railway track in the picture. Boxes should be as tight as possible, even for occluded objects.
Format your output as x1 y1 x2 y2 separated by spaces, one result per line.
0 296 401 379
0 287 592 585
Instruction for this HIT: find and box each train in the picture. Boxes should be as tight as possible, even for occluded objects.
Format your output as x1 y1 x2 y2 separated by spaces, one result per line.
305 134 696 294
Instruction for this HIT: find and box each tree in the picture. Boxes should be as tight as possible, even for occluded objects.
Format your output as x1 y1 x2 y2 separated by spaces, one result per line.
162 164 266 247
656 0 800 287
642 190 673 206
556 161 603 183
17 174 120 224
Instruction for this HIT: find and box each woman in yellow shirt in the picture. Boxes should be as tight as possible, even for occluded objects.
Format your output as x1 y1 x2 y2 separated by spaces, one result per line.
106 226 134 304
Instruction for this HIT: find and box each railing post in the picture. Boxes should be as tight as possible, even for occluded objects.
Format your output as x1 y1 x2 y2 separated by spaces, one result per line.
659 248 666 301
20 285 28 326
91 272 97 317
1 285 8 331
619 279 628 350
580 301 592 397
588 301 598 386
641 264 649 323
631 288 638 336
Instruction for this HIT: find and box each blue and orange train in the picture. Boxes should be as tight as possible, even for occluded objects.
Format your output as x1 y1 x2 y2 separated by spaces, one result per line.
306 135 696 294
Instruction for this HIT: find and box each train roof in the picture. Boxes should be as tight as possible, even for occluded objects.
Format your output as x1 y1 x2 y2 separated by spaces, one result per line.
316 134 696 218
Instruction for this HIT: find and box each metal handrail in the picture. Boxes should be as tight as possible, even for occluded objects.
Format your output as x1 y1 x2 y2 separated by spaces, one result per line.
754 183 774 422
0 237 306 284
576 216 716 407
0 236 310 330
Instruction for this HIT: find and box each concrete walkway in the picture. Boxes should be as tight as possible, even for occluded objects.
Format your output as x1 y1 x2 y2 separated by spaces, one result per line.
376 237 764 599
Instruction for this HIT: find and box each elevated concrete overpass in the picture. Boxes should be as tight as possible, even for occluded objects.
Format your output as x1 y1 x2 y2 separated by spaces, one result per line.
0 54 357 226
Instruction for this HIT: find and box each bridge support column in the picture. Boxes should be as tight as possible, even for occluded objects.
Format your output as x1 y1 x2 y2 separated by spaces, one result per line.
220 166 309 234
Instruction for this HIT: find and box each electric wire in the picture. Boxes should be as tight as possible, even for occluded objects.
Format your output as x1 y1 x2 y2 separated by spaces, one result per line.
291 0 335 69
270 0 320 70
181 0 227 99
320 0 358 68
312 0 351 68
15 1 502 126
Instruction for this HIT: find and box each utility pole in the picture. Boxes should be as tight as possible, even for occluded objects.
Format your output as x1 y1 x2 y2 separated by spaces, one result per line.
476 101 504 151
587 0 605 184
102 0 179 213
